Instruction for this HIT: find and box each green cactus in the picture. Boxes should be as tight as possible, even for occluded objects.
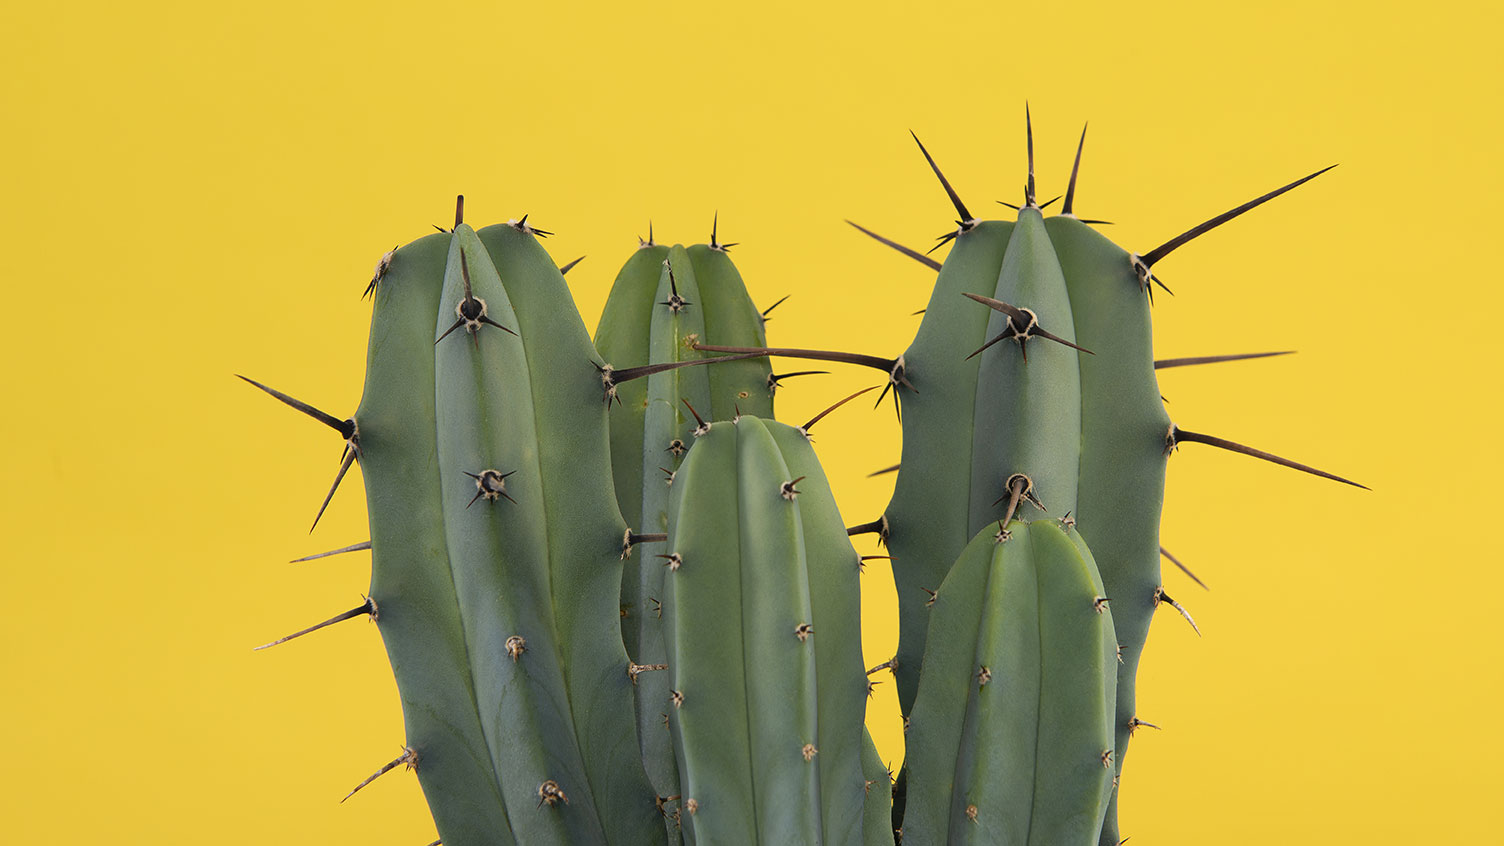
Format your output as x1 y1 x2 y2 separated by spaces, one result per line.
592 227 784 813
899 518 1117 846
246 200 667 846
693 114 1360 840
659 411 888 845
245 116 1364 846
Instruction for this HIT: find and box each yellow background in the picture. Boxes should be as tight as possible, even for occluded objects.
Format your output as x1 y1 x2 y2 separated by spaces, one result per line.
3 0 1499 842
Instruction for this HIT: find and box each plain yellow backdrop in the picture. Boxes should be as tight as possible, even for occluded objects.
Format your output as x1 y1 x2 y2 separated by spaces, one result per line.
2 0 1500 842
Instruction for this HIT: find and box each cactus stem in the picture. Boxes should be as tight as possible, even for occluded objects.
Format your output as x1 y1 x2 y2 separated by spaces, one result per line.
1159 545 1209 591
1167 425 1368 488
558 255 585 275
845 220 943 272
463 469 517 507
1154 350 1295 369
289 540 372 563
640 222 655 248
1062 123 1089 216
846 516 890 545
1128 717 1162 734
868 463 900 478
310 446 359 532
508 214 552 237
253 597 376 650
798 386 879 437
767 370 829 395
341 746 418 803
363 246 398 299
1153 587 1202 636
962 293 1095 359
236 376 356 440
1138 165 1336 270
909 130 976 235
709 212 737 252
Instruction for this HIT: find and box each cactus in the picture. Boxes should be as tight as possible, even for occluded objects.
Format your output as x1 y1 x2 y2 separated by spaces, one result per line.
246 114 1363 846
899 518 1117 845
693 113 1360 839
593 225 789 812
246 200 668 846
659 410 888 845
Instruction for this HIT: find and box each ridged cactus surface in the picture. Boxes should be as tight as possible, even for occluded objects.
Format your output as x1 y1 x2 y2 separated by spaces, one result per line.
661 415 886 845
593 234 776 812
900 519 1117 846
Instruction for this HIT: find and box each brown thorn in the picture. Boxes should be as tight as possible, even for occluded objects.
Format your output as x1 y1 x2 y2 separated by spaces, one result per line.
289 540 372 563
692 342 898 375
845 220 943 271
909 130 974 224
846 516 889 546
1140 165 1337 268
1063 123 1088 216
1154 587 1202 636
1171 426 1368 489
1159 545 1209 591
868 463 900 477
1023 103 1037 208
558 256 585 275
253 597 375 650
801 386 879 433
761 294 791 318
236 375 353 439
453 195 464 229
310 446 358 533
342 746 417 803
1154 351 1295 369
866 658 896 676
608 351 769 385
680 398 707 430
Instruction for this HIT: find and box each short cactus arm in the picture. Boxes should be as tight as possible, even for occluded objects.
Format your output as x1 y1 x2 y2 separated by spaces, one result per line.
903 521 1116 846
